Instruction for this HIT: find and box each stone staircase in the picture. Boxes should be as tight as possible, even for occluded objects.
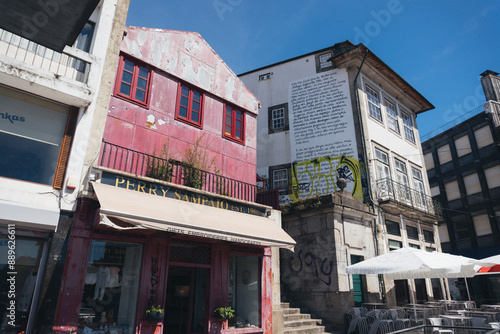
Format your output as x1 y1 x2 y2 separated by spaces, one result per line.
282 302 339 334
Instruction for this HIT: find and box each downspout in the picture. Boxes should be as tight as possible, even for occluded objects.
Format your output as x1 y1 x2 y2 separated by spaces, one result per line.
353 48 387 301
353 48 373 207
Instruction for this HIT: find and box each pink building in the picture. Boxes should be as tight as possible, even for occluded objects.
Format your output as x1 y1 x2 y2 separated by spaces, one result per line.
105 27 259 186
52 27 294 334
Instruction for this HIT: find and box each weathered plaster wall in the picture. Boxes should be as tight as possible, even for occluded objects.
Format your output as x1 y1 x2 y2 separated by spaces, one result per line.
105 28 258 185
122 27 259 115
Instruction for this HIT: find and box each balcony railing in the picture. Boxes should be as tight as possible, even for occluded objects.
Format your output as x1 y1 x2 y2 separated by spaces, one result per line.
256 188 280 210
0 29 90 83
375 178 442 218
420 105 484 142
99 141 257 203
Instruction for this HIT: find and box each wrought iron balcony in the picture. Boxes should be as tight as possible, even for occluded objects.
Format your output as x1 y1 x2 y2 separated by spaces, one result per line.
375 178 442 219
0 29 91 83
99 141 257 203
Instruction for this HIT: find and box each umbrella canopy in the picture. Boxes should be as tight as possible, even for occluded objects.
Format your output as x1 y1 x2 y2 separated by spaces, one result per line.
346 247 485 279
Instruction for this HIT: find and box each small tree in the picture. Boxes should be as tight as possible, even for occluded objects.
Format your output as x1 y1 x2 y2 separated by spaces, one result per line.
146 141 173 182
182 133 216 189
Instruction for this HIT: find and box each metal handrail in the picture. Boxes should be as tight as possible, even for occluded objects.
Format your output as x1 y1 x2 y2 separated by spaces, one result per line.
99 141 257 202
375 178 442 218
420 105 485 142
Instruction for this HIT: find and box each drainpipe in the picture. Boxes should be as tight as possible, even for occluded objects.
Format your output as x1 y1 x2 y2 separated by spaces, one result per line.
353 48 387 301
353 48 373 207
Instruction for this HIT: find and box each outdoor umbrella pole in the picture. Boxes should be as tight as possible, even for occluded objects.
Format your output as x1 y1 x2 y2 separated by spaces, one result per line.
464 277 471 302
409 279 417 324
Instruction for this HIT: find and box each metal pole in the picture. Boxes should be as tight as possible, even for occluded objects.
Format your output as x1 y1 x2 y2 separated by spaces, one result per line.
464 277 471 302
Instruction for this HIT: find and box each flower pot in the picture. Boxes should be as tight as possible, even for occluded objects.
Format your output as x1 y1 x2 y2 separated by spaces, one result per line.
146 311 164 323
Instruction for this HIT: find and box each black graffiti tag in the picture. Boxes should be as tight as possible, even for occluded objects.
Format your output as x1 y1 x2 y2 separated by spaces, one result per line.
289 250 333 286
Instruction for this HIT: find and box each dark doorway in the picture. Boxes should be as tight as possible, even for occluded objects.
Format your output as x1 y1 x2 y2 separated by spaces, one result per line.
164 266 209 334
394 280 410 306
415 279 428 302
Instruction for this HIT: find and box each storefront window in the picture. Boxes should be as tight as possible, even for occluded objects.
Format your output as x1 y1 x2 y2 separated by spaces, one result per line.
0 86 70 185
0 236 44 334
228 255 261 328
77 240 142 334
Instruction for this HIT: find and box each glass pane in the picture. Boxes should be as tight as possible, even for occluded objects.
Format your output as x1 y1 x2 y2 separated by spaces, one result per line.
0 236 44 333
121 71 133 84
181 85 190 96
136 77 147 90
191 111 199 123
138 66 148 79
124 60 134 72
192 101 199 112
77 240 143 334
235 110 243 120
120 83 131 96
193 91 201 102
226 115 232 127
135 89 145 102
179 106 188 118
74 21 95 52
0 91 68 185
236 120 242 130
225 125 231 135
235 130 242 139
229 255 261 328
180 96 188 107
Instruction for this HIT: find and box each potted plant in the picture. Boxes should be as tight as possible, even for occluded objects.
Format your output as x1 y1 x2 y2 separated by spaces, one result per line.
145 305 164 323
214 306 235 331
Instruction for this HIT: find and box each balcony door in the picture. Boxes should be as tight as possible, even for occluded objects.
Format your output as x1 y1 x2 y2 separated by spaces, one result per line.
395 159 411 203
375 148 391 197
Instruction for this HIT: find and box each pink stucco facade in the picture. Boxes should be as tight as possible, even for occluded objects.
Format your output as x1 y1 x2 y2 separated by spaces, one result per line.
103 27 259 185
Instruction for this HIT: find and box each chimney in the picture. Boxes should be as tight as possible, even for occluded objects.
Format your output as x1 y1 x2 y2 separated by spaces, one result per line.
480 70 500 102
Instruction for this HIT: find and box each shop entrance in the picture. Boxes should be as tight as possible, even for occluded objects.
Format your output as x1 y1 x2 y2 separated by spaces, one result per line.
164 266 209 334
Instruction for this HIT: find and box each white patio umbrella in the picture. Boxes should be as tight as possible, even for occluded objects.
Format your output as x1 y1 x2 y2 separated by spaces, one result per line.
346 247 487 321
346 247 484 279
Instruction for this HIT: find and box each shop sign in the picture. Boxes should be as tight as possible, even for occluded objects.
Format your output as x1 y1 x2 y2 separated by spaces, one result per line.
100 171 266 216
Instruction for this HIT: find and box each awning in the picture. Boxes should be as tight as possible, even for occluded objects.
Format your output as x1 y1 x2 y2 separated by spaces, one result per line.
477 265 500 275
92 182 295 250
0 0 100 52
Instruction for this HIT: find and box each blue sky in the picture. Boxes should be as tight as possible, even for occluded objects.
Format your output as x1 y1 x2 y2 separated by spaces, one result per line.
126 1 500 139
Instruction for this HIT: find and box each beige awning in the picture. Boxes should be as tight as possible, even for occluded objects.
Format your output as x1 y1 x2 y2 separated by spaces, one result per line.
92 182 295 250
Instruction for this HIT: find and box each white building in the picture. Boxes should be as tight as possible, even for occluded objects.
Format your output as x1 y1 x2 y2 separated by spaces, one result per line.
239 41 443 317
0 1 130 332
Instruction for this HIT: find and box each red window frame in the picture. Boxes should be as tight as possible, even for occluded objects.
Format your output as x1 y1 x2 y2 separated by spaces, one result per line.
223 104 244 143
175 82 204 127
114 55 151 106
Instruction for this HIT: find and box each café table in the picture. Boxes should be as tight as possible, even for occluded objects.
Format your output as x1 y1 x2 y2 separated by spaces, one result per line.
463 310 500 322
440 314 474 327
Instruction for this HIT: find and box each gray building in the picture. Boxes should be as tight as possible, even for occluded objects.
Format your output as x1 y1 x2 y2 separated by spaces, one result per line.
422 70 500 303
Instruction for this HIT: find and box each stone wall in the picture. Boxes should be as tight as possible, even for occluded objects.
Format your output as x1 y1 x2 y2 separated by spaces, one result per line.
280 191 378 327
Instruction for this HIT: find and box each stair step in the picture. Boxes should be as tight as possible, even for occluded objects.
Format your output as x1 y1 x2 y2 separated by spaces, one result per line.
283 324 327 334
284 313 311 321
283 307 302 315
284 318 322 328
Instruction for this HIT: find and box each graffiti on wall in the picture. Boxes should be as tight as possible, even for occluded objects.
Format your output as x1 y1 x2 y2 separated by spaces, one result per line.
290 154 363 201
289 250 334 286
